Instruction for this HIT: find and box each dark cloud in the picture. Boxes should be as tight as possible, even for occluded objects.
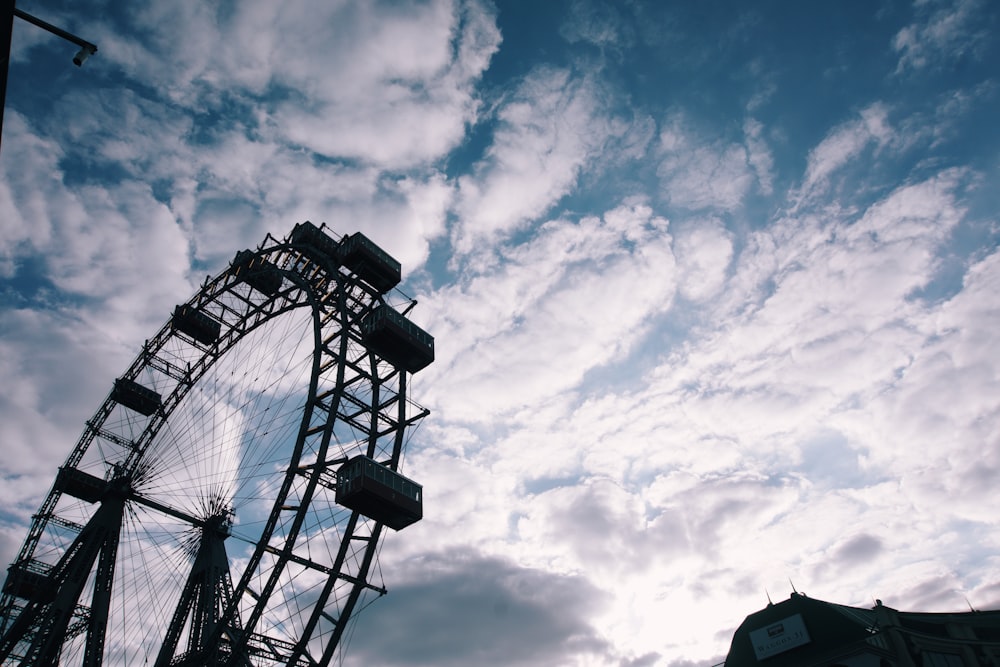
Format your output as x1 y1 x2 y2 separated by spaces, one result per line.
888 575 966 611
621 651 662 666
972 581 1000 610
665 659 725 667
833 533 883 565
343 549 611 666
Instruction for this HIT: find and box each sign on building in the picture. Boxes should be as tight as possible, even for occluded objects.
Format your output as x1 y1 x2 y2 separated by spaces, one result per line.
748 613 811 660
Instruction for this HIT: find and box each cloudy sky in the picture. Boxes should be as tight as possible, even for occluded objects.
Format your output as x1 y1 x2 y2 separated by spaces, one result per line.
2 0 1000 665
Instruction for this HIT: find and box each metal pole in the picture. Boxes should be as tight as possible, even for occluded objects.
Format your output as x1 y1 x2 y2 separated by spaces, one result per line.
0 0 97 156
13 7 96 52
0 0 14 153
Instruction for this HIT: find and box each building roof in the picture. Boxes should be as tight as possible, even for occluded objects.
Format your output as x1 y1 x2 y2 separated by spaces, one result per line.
724 593 876 667
723 592 1000 667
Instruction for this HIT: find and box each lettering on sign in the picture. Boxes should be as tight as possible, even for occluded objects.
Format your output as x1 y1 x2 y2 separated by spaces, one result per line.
748 613 811 660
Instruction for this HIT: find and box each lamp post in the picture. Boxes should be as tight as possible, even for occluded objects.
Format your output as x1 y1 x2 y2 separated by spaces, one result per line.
0 0 97 155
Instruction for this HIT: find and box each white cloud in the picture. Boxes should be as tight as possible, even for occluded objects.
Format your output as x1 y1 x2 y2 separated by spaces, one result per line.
187 146 452 272
839 246 1000 522
743 117 774 196
0 113 191 325
34 86 452 274
559 0 633 51
92 0 501 169
421 200 675 423
672 171 964 421
268 0 501 168
0 113 60 276
893 0 988 73
657 115 754 212
798 103 892 200
453 67 620 254
10 1 494 283
673 218 734 302
398 167 987 661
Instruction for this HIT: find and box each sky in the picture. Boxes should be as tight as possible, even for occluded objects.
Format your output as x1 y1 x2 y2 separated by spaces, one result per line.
1 0 999 665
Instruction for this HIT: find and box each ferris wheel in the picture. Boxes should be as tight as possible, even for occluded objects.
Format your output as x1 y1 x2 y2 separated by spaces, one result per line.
0 222 434 666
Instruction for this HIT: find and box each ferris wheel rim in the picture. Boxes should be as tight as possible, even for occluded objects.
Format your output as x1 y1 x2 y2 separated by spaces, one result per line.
0 227 425 666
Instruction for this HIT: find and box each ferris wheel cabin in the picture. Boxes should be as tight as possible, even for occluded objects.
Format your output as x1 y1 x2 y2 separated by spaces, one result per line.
171 304 222 346
290 221 342 268
338 232 401 293
232 249 283 296
286 223 433 371
290 222 402 294
336 455 422 530
111 377 162 416
361 306 435 373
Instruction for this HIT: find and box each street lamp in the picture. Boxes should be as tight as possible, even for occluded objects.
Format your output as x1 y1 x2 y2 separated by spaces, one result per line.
72 43 96 67
1 0 98 154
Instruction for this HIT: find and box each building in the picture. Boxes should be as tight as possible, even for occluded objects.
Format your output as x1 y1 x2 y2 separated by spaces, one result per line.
721 592 1000 666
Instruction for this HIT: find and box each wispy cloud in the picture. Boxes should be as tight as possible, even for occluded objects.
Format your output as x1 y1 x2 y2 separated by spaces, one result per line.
797 103 892 202
424 199 674 422
657 114 754 212
893 0 989 73
560 0 634 53
453 67 620 254
742 117 775 196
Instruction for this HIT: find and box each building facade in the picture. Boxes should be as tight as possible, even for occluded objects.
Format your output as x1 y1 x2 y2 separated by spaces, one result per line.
722 592 1000 666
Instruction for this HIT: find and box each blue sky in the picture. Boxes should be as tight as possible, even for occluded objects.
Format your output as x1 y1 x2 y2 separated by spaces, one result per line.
2 0 999 665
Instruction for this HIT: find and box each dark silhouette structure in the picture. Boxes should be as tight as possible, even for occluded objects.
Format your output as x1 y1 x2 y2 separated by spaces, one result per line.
0 222 431 665
721 592 1000 666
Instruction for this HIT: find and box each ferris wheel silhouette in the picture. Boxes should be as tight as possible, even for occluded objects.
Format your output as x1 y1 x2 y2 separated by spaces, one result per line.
0 222 433 666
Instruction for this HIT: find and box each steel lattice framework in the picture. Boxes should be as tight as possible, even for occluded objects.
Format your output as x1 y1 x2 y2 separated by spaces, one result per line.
0 223 430 665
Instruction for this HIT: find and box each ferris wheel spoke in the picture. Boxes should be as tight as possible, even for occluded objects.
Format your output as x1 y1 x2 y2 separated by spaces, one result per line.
127 491 217 530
